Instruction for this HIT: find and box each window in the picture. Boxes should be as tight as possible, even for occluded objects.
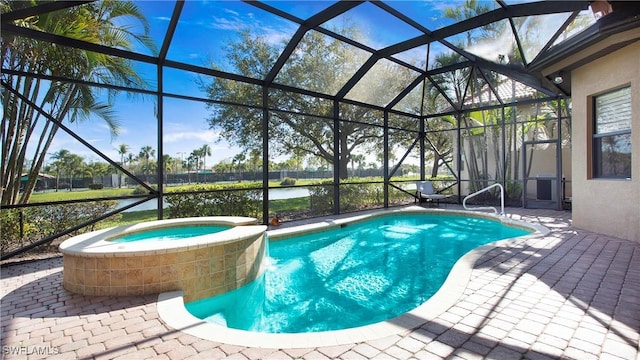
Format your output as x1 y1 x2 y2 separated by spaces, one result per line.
593 87 632 178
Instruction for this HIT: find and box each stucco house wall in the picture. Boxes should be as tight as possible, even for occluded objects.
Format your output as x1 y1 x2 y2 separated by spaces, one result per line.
571 41 640 243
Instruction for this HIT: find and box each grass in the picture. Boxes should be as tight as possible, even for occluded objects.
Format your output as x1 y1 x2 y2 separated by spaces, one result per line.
29 188 136 203
269 197 310 214
122 210 159 223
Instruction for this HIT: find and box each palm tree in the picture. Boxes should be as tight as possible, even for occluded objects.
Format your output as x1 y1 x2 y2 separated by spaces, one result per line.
64 154 84 191
190 148 205 182
86 161 109 186
49 149 70 192
126 153 135 168
1 1 156 205
350 154 365 177
186 154 198 183
231 153 245 180
443 1 496 47
190 149 202 171
199 145 212 172
198 145 212 182
162 154 173 184
117 144 130 188
138 146 155 182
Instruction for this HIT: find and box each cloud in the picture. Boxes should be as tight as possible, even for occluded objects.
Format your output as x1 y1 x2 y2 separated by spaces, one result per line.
163 130 218 143
208 6 294 46
211 16 245 31
466 30 515 63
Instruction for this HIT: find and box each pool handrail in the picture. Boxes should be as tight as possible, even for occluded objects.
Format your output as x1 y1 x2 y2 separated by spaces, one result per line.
463 183 505 216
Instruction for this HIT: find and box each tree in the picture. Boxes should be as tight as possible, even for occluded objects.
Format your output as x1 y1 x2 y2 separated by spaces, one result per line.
162 154 175 183
199 144 212 172
201 27 415 179
138 146 155 181
232 153 246 179
86 161 109 179
185 154 197 183
49 149 70 192
1 0 156 205
116 144 130 188
64 154 84 191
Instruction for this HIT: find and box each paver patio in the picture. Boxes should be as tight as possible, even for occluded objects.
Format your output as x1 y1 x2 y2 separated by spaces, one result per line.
1 207 639 359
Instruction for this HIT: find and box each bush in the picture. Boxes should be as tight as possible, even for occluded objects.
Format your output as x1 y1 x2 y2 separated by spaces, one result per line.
308 181 385 214
340 183 382 211
506 181 522 201
1 201 120 257
280 177 296 186
88 183 104 190
165 184 262 219
133 183 156 195
308 181 333 215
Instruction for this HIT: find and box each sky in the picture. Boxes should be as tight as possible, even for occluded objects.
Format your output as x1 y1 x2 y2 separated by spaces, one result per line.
39 0 586 169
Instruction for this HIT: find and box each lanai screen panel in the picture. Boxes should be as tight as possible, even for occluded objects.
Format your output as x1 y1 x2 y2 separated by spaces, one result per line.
275 30 371 96
167 1 298 79
320 1 423 50
345 58 422 108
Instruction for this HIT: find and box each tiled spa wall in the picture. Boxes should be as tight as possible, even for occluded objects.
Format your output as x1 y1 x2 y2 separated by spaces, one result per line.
62 233 266 302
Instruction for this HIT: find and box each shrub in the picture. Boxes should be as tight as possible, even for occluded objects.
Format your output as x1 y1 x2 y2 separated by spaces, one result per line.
339 183 382 211
308 181 333 215
132 183 156 195
308 181 385 214
280 177 296 186
166 184 262 219
1 201 119 257
88 183 104 190
506 181 522 200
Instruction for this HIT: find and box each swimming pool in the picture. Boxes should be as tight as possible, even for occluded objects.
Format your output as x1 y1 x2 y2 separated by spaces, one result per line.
158 207 547 347
185 212 531 333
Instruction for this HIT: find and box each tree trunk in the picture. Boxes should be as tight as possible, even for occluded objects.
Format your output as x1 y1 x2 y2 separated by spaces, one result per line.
19 85 77 204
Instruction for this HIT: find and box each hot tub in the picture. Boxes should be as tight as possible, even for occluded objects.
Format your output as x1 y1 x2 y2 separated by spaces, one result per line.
59 216 267 302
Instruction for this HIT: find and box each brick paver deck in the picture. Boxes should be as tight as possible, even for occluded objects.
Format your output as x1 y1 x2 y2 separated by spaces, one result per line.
2 207 639 359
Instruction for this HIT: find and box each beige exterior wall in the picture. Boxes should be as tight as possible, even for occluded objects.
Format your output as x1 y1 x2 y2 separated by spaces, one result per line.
571 41 640 243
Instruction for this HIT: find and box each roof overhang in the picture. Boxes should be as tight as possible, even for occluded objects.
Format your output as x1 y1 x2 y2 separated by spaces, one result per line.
529 2 640 96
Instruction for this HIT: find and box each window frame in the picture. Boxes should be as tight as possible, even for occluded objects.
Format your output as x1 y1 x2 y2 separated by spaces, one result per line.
591 86 632 179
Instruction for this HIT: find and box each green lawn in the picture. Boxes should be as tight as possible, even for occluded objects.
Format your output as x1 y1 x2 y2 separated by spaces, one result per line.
29 188 136 203
269 197 310 214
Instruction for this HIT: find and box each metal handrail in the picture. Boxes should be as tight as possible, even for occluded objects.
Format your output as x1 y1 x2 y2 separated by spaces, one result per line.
463 183 504 216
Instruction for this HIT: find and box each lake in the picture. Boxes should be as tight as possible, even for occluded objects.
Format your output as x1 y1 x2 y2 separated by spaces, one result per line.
117 187 310 212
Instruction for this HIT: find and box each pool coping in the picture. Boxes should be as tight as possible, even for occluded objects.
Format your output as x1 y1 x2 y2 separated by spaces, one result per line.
59 216 262 257
157 206 549 348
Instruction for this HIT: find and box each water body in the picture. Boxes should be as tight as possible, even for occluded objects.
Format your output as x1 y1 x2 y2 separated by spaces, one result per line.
117 187 310 212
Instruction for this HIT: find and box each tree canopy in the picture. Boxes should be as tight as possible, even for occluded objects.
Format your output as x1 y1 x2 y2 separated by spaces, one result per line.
1 0 155 205
201 27 419 179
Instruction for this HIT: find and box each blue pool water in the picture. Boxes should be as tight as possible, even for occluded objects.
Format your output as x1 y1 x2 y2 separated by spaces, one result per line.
186 213 530 333
110 225 230 242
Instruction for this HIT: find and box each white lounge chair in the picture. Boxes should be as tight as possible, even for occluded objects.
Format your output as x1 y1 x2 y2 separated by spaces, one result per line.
415 180 450 206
